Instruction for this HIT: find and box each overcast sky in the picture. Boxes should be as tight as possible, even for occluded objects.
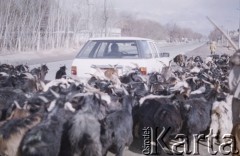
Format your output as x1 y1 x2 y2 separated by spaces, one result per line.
109 0 240 35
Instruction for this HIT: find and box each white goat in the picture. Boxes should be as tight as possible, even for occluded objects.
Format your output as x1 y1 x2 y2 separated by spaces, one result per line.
210 94 233 143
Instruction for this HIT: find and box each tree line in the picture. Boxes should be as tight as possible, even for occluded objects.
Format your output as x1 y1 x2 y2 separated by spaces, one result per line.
117 14 203 42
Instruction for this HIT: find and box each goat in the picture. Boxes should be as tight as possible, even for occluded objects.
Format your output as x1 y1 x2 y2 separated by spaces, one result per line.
60 93 104 156
0 90 27 121
19 97 75 156
69 110 102 156
0 113 43 156
39 64 49 81
173 54 187 67
159 60 173 81
30 64 48 82
15 64 29 74
137 95 182 154
210 94 233 144
14 73 38 92
0 64 14 75
55 65 67 79
101 95 135 156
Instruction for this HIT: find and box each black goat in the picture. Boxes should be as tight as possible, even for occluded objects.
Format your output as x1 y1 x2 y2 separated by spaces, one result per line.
14 73 38 92
30 64 48 81
101 95 134 156
0 64 14 74
59 93 104 156
55 65 66 79
0 89 27 121
177 82 219 152
15 64 29 74
19 97 75 156
137 95 183 154
0 113 43 156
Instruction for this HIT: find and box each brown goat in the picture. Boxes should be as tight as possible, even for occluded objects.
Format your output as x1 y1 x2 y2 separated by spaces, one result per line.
104 68 118 79
0 114 42 156
0 104 31 127
7 108 30 120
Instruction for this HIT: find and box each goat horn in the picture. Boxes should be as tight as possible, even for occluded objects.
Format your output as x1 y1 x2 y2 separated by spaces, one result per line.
114 64 118 69
108 64 114 68
131 62 139 68
202 79 212 85
14 101 22 109
158 60 167 67
137 75 148 83
169 60 172 67
202 73 210 78
47 100 56 112
122 86 129 95
72 93 92 98
23 103 28 110
50 89 60 98
184 76 195 80
23 73 35 80
98 93 111 104
96 68 110 80
64 102 76 112
85 73 99 79
40 81 48 92
84 84 101 93
38 96 49 103
193 77 199 84
0 72 9 77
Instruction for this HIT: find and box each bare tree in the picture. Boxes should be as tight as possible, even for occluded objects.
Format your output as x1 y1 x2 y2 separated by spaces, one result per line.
208 27 222 41
0 0 93 53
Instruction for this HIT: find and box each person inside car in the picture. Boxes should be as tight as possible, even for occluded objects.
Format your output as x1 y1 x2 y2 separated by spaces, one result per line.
107 43 122 57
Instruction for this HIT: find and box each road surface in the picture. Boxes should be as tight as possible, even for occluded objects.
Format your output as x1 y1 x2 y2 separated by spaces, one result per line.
158 42 206 58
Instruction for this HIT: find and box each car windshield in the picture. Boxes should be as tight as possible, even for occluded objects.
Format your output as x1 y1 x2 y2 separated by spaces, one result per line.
77 40 140 59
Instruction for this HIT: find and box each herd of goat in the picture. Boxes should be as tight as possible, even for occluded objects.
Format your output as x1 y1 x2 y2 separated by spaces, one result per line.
0 53 236 156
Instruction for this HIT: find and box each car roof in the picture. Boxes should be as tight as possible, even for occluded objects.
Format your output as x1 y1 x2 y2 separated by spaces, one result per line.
88 37 154 41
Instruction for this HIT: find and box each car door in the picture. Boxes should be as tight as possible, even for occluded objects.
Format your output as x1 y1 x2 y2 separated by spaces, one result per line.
151 41 170 68
148 41 165 72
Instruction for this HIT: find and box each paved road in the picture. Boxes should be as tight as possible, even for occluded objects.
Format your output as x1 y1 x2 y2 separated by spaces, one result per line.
185 44 235 58
31 60 73 80
158 42 206 58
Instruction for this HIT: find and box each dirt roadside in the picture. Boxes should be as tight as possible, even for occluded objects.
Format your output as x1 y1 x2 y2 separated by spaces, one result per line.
0 48 79 65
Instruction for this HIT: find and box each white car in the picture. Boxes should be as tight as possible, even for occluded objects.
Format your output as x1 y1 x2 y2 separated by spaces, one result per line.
71 37 170 80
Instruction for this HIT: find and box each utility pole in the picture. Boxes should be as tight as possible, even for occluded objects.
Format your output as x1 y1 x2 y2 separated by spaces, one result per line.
227 29 229 47
104 0 108 37
239 0 240 49
207 16 238 50
87 0 93 37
